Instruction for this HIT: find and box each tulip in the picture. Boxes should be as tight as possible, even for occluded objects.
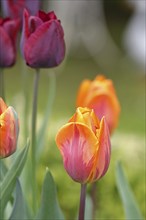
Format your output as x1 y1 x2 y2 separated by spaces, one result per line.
20 9 65 68
1 0 41 19
76 75 120 134
0 98 19 158
0 17 20 67
56 107 111 184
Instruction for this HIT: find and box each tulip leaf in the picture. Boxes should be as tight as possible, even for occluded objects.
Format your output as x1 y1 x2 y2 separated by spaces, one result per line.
36 74 56 160
85 195 93 220
75 195 93 220
0 161 8 181
9 179 28 220
36 168 65 220
116 161 144 219
0 140 29 212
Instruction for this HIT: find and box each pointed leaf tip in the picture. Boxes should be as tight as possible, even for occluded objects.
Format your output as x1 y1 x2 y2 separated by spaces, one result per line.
9 179 28 219
36 170 64 220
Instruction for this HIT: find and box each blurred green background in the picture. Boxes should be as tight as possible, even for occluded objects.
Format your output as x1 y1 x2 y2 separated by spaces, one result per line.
1 0 145 219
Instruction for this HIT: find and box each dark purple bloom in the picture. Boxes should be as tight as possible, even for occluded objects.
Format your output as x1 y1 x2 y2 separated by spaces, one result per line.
0 17 20 67
1 0 41 19
20 9 65 68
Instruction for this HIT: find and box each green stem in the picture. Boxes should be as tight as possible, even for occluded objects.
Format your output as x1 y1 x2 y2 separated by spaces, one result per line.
78 184 87 220
22 61 30 142
0 68 5 100
36 73 56 159
31 69 40 213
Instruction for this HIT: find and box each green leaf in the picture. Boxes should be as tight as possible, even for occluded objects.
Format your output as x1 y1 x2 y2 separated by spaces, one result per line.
116 161 144 219
9 179 27 220
75 194 93 220
85 195 93 220
0 161 8 181
0 140 29 213
36 74 56 160
36 168 64 220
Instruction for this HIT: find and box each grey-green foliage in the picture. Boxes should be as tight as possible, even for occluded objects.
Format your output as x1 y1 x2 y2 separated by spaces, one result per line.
9 179 28 220
0 140 29 215
36 168 65 220
116 161 144 220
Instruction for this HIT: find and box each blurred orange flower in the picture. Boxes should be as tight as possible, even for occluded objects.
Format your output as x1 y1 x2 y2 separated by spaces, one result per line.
56 107 111 184
76 75 120 134
0 98 19 158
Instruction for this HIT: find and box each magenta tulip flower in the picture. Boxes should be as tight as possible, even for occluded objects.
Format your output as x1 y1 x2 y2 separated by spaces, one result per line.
1 0 41 19
20 9 65 68
0 17 20 67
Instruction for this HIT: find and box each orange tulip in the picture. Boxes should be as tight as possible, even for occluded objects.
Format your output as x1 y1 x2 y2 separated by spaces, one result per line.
56 107 111 184
76 75 120 134
0 98 19 158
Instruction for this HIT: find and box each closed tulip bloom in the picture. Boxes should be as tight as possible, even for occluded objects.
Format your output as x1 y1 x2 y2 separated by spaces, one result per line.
1 0 41 19
0 17 20 67
76 75 120 134
0 98 19 158
20 9 65 68
56 107 111 184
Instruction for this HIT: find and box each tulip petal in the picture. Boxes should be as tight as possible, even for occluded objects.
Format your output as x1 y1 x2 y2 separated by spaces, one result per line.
87 94 120 133
56 122 98 183
3 19 20 45
69 107 100 134
24 20 65 68
88 117 111 182
76 75 121 134
76 80 91 106
29 16 43 34
1 0 40 19
0 98 7 114
0 107 19 158
0 27 15 67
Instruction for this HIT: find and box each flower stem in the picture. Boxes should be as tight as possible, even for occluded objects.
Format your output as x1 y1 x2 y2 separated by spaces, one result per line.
78 184 87 220
22 60 30 142
0 68 5 100
31 69 40 213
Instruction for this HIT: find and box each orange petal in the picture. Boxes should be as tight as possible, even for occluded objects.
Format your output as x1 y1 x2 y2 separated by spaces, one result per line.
76 80 91 107
86 93 120 134
0 106 19 158
0 97 7 114
88 117 111 182
69 107 100 134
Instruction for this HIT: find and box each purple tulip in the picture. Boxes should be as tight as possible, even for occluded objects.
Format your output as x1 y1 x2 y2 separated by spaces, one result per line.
1 0 41 19
20 9 65 68
0 17 20 67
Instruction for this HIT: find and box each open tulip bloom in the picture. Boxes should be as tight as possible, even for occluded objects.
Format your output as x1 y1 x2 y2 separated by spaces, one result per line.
56 107 111 219
56 107 111 184
0 98 19 158
76 75 120 134
20 9 65 68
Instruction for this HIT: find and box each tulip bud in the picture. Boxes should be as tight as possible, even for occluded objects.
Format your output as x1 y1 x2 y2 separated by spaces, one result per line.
20 9 65 68
76 75 120 134
0 98 19 158
56 107 111 184
0 17 20 67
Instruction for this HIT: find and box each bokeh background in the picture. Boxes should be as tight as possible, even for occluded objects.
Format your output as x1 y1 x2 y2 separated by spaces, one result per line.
1 0 145 219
